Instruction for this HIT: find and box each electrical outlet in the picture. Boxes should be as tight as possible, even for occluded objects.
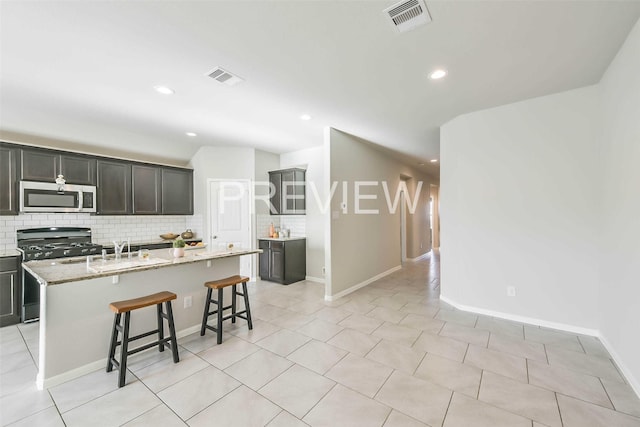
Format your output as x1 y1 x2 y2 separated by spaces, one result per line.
507 286 516 297
184 296 193 308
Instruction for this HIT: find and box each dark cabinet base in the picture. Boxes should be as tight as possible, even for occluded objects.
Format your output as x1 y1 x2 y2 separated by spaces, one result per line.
259 239 306 285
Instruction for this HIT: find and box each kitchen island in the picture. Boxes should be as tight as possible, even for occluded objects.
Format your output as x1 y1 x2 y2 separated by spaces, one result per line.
22 247 260 389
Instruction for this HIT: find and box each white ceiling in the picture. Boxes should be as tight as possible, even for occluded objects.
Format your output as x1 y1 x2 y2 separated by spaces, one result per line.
1 1 639 174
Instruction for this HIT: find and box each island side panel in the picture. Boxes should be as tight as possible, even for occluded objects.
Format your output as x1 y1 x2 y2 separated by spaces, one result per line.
40 256 239 386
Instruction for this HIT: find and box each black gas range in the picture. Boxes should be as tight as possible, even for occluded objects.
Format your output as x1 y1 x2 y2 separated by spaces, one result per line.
17 227 103 322
17 227 103 261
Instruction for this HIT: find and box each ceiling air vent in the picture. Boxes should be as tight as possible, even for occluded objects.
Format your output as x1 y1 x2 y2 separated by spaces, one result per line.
207 67 244 86
383 0 431 33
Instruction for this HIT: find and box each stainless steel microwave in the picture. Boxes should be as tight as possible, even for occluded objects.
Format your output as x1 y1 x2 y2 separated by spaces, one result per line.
19 181 97 213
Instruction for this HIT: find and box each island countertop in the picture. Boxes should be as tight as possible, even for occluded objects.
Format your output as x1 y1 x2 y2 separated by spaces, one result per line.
22 247 261 286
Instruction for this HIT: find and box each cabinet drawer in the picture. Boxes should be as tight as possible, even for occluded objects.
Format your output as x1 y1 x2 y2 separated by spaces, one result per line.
0 257 18 272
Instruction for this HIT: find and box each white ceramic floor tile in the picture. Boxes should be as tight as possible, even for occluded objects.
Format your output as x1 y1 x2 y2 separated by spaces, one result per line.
412 332 468 362
197 336 260 369
122 404 187 426
383 410 428 427
224 349 293 390
295 318 344 342
367 340 426 374
134 350 210 392
443 392 531 427
325 353 393 398
256 329 312 356
375 370 451 427
188 385 281 427
5 405 65 427
287 340 347 374
259 365 335 418
266 410 308 427
62 381 160 427
372 322 421 347
327 328 381 357
157 365 240 420
557 394 640 427
338 314 384 334
440 322 490 347
0 385 54 426
464 345 527 383
303 384 390 427
49 367 136 413
414 353 482 398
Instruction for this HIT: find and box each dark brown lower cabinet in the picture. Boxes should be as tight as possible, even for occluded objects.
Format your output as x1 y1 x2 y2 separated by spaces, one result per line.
0 256 21 327
258 239 306 285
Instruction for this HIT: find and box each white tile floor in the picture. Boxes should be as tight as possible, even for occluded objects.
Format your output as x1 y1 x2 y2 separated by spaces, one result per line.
2 252 640 426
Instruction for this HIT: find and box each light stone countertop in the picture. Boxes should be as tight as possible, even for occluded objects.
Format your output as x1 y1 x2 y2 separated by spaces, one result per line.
0 249 21 258
257 237 306 241
22 247 261 286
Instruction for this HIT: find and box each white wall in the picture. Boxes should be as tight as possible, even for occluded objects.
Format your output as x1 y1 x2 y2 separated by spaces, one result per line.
188 146 255 247
598 18 640 394
280 146 325 280
440 86 600 329
327 128 435 298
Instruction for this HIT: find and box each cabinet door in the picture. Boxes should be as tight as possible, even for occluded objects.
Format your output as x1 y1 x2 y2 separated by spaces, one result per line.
21 149 58 182
269 241 284 281
0 258 20 327
269 172 281 215
97 160 132 215
258 240 270 279
161 168 193 215
132 165 161 215
0 147 18 215
293 170 306 214
60 154 96 185
281 170 295 214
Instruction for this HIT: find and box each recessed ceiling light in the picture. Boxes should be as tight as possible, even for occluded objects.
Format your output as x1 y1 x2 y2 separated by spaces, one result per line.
430 159 439 163
429 69 447 80
300 114 311 121
153 85 174 95
185 132 197 137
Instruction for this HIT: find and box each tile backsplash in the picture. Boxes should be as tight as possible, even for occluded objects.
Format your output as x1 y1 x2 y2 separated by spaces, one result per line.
0 213 197 251
280 216 306 237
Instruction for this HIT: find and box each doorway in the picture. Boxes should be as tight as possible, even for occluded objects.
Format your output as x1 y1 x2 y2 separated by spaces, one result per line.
208 179 252 278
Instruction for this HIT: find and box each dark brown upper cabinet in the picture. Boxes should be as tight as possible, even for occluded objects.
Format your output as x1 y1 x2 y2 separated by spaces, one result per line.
161 168 193 215
132 164 162 215
97 160 132 215
269 168 305 215
0 146 18 215
21 148 96 185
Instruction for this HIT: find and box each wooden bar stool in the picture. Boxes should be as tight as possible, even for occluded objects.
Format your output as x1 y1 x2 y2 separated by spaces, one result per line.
200 275 253 344
107 291 179 387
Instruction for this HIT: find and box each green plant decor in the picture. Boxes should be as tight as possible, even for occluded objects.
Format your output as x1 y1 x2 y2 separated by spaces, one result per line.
173 239 186 248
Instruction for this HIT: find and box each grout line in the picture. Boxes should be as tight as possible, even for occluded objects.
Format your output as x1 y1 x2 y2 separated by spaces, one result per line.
477 369 484 400
599 376 617 411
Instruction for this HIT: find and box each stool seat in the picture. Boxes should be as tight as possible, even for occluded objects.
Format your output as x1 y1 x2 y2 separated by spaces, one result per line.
110 291 177 313
201 275 253 344
107 290 179 387
205 275 249 289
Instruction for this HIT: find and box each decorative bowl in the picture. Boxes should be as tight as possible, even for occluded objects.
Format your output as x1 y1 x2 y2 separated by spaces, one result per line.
159 233 179 240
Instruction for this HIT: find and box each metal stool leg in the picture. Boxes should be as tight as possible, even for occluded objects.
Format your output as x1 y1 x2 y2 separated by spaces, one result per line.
118 312 131 388
242 282 253 330
165 301 180 363
200 288 212 336
216 288 224 344
106 313 121 372
157 303 165 352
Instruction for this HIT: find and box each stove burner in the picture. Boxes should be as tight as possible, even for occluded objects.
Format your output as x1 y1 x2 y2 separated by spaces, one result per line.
17 227 102 260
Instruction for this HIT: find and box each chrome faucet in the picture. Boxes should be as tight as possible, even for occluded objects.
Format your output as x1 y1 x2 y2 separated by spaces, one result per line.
113 238 130 261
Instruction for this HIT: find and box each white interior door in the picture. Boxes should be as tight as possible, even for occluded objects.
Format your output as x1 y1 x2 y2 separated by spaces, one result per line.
209 180 252 278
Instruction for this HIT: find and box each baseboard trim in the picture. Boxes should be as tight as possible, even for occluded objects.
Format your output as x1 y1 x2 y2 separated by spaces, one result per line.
38 324 204 390
408 252 430 262
597 334 640 399
325 265 402 301
305 276 325 284
440 294 640 400
439 295 599 337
